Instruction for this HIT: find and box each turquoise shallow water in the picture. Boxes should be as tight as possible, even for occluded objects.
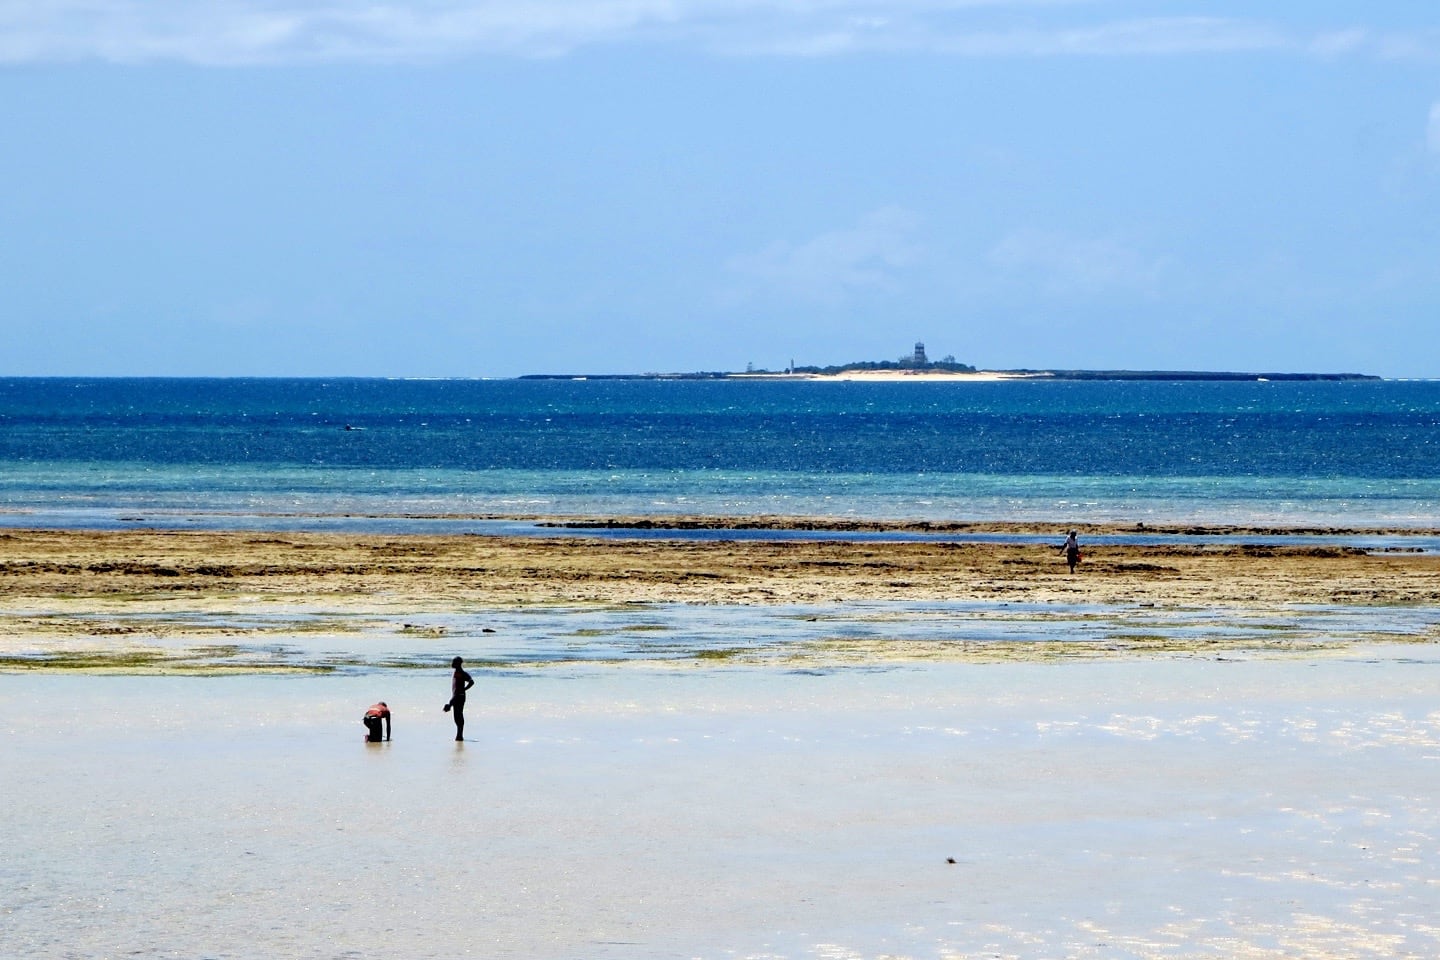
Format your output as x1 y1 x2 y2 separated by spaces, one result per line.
4 377 1440 527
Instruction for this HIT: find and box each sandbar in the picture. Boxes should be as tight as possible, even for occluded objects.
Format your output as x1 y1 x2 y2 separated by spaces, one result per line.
3 525 1439 610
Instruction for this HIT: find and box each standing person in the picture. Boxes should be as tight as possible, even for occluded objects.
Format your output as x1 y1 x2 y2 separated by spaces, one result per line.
362 701 391 742
1060 530 1081 574
444 656 475 741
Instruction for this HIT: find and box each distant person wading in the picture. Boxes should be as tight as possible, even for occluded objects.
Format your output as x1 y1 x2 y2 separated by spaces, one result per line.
1061 530 1082 574
444 656 475 741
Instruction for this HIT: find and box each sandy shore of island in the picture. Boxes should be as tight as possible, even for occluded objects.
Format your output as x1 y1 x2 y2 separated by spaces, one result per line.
823 368 1035 381
730 369 1034 381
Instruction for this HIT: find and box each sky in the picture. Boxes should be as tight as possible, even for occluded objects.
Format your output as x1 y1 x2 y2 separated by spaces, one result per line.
2 1 1439 378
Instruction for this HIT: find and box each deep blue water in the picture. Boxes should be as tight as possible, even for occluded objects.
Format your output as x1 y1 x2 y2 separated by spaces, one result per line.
2 377 1439 527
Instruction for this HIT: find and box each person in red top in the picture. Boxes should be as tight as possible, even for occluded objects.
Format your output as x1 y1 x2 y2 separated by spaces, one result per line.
362 701 391 742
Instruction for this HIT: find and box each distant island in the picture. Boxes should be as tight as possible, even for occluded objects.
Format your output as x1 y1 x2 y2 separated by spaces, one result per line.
520 341 1379 382
520 369 1380 382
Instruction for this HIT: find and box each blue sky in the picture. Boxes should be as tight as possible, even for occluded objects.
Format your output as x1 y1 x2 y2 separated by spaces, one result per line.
2 2 1439 377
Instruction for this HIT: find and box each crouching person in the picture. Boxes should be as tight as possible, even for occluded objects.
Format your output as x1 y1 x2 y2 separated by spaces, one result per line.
362 701 391 742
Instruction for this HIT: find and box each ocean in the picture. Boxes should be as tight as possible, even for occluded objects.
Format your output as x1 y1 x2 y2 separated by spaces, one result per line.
2 376 1439 528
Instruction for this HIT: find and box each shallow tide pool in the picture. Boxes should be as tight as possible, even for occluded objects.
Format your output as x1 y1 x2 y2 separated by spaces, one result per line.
5 599 1439 675
4 649 1439 959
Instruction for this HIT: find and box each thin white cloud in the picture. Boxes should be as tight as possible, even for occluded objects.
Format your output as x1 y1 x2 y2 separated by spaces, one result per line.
728 207 923 305
987 227 1164 296
0 2 1437 64
742 15 1285 58
1308 28 1367 59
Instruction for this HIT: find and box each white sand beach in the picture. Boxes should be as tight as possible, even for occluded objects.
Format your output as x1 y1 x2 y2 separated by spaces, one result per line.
729 369 1034 382
820 369 1035 382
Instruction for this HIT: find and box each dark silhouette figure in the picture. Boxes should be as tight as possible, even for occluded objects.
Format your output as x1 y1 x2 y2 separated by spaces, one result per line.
362 701 391 742
444 656 475 741
1061 530 1081 574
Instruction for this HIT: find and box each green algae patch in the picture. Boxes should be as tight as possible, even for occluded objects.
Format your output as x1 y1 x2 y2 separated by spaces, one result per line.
397 623 450 638
363 656 479 670
692 647 749 662
1 612 379 640
778 631 1440 667
282 618 373 634
567 623 672 638
0 647 336 675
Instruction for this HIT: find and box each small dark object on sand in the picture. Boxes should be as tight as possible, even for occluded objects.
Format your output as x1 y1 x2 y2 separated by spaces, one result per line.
946 857 956 864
